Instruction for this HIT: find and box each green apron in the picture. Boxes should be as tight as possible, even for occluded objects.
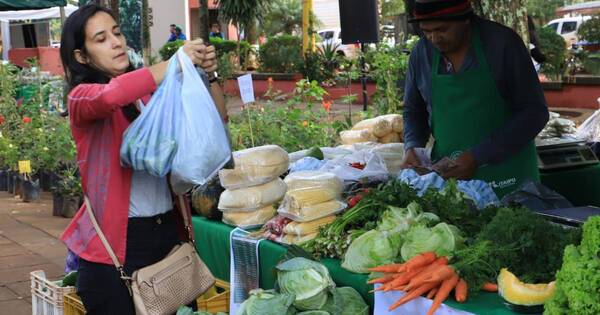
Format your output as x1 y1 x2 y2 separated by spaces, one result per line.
430 27 540 198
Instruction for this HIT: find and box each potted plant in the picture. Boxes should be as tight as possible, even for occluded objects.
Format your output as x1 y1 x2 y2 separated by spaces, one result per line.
53 167 82 218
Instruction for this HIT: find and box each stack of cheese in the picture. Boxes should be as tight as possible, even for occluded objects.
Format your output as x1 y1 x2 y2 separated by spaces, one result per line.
276 171 346 244
218 145 289 229
340 114 403 145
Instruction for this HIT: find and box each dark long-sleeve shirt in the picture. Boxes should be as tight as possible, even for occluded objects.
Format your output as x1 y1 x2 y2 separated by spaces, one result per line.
403 17 549 166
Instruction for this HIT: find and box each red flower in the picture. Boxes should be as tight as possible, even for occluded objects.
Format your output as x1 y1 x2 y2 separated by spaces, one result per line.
322 100 332 113
22 116 31 124
0 114 4 125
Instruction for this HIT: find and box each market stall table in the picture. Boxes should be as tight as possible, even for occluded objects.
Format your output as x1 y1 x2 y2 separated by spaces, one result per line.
540 164 600 207
192 216 518 315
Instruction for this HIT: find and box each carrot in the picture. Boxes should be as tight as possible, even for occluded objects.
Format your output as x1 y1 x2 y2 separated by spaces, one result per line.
426 274 460 315
403 257 448 291
455 278 468 303
389 281 441 311
481 282 498 292
398 252 437 273
367 273 401 284
426 287 439 299
383 266 425 291
368 263 404 273
422 265 456 284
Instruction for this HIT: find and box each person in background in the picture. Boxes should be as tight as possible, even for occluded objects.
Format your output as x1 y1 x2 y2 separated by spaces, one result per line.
59 4 226 314
400 0 549 198
209 22 224 39
168 24 187 42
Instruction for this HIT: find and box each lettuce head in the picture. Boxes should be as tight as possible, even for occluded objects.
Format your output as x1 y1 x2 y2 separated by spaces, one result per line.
276 257 335 310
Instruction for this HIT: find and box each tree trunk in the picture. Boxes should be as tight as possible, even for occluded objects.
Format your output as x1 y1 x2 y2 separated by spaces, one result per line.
141 0 151 63
110 0 120 23
199 0 210 42
471 0 529 45
245 20 259 45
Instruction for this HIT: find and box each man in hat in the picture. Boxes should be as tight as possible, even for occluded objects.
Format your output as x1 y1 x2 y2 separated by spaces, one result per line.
400 0 549 197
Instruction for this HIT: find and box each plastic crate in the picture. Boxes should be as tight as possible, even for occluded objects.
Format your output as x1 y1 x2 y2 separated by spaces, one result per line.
196 279 230 313
31 270 76 315
63 293 85 315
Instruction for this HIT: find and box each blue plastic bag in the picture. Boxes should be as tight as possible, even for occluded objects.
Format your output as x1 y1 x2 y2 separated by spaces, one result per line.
121 49 231 193
120 54 181 177
170 49 231 193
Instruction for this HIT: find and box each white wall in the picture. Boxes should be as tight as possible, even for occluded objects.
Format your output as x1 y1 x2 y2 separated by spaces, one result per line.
148 0 187 58
314 0 340 31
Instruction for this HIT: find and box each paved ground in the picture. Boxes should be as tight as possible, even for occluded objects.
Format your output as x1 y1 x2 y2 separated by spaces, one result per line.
0 191 70 315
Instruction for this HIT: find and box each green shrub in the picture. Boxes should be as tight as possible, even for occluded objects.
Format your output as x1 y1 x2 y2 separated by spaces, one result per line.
209 37 251 57
539 27 567 79
578 15 600 43
158 40 184 61
259 35 303 73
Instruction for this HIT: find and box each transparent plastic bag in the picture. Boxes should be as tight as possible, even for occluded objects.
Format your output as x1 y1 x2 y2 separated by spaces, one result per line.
319 151 389 184
218 178 287 212
170 49 232 193
576 109 600 143
219 145 289 190
277 199 346 222
222 205 277 229
283 171 343 194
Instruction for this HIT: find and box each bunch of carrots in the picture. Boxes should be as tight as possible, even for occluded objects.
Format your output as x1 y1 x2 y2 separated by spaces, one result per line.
367 252 498 314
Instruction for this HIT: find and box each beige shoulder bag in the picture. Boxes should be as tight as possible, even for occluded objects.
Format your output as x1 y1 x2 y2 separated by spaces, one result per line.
84 195 215 315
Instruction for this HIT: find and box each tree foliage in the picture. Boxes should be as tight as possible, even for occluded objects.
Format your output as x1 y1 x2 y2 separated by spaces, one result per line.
261 0 303 36
216 0 270 34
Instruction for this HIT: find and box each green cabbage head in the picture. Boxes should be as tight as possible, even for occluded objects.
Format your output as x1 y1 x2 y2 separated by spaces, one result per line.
276 257 335 311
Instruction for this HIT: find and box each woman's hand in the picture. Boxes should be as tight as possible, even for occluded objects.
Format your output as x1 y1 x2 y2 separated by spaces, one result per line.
182 39 218 73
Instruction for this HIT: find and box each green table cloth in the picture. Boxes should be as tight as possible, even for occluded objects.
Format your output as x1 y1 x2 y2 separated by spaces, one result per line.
540 164 600 207
192 216 517 315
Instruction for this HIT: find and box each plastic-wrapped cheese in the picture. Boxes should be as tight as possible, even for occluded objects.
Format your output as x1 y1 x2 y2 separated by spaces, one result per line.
222 205 277 229
379 114 403 133
280 232 318 245
351 117 392 137
283 188 337 209
284 171 342 195
378 132 401 144
283 215 336 236
278 200 346 222
340 130 377 145
218 178 287 211
219 145 289 189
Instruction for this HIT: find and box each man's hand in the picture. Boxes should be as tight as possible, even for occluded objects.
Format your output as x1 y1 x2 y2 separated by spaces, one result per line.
440 151 477 180
400 148 422 169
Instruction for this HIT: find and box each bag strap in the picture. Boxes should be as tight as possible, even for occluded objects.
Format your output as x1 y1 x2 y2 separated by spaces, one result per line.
84 196 133 292
177 194 196 245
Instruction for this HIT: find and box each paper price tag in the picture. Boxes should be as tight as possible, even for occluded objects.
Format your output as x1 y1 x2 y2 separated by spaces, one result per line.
237 73 255 104
18 160 31 174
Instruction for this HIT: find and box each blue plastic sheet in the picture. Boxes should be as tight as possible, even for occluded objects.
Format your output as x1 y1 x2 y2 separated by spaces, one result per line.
398 169 499 209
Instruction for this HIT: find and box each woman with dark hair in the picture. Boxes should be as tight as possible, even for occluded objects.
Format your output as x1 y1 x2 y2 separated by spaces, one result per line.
58 4 226 314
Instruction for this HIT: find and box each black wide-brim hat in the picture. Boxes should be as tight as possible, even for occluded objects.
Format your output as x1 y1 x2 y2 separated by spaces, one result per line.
408 0 474 23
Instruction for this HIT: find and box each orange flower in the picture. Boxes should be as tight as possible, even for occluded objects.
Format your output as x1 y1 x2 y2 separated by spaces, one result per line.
302 121 308 127
22 116 31 124
322 100 332 113
267 77 273 84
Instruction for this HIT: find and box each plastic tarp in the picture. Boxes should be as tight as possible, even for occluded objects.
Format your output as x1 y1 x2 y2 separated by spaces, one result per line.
0 4 78 60
0 0 66 10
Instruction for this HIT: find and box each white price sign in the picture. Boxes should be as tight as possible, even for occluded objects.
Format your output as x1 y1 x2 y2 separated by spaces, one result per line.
237 73 255 104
